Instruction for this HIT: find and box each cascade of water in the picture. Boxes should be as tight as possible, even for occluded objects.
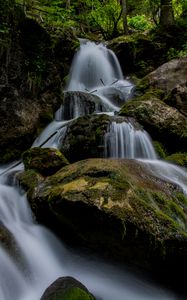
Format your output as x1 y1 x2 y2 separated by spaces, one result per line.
66 41 123 92
66 40 133 112
0 40 186 300
138 159 187 196
105 121 157 159
0 168 177 300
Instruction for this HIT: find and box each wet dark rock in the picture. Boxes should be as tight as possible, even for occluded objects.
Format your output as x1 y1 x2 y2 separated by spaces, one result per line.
22 147 69 176
21 158 187 288
60 114 140 163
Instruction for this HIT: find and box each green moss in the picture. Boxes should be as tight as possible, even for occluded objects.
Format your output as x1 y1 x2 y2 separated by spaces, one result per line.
153 141 167 159
18 169 43 196
110 33 151 44
166 152 187 167
22 147 69 176
53 287 95 300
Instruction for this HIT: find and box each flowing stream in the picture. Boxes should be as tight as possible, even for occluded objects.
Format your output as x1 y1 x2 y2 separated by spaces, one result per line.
0 40 186 300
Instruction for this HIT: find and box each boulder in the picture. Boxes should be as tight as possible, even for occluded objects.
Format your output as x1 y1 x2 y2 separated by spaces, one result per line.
138 56 187 94
22 147 69 176
108 34 158 77
119 93 187 153
60 114 110 162
60 114 140 163
21 158 187 284
40 276 95 300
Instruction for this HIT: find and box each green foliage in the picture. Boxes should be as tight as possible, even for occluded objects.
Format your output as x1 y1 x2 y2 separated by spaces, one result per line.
167 43 187 60
128 15 154 31
86 0 123 39
166 152 187 167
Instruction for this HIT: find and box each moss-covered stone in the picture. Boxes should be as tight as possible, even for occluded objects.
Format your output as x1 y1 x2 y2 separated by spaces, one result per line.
166 152 187 167
40 277 95 300
108 34 158 77
22 158 187 280
119 92 187 153
60 114 111 162
152 141 167 159
22 147 69 176
61 114 139 163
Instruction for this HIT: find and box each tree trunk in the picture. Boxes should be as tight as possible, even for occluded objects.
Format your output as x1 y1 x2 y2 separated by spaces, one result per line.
121 0 128 35
66 0 71 9
160 0 174 28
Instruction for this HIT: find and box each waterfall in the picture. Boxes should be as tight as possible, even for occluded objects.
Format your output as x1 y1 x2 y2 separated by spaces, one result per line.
66 41 123 92
105 121 157 159
0 40 186 300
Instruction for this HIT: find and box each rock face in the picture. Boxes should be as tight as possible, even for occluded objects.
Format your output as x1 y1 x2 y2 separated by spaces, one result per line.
20 158 187 283
119 93 187 153
140 56 187 94
0 17 79 163
108 34 158 77
165 84 187 117
22 147 69 176
40 277 95 300
60 114 139 163
135 56 187 119
60 114 111 162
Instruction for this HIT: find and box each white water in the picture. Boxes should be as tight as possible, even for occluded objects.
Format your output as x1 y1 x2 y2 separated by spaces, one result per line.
105 121 157 159
0 40 186 300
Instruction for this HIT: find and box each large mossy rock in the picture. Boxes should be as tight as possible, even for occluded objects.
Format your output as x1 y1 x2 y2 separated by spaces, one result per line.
108 34 158 77
135 57 187 117
22 147 69 176
60 114 138 163
137 56 187 95
20 158 187 286
119 93 187 153
40 277 95 300
60 114 110 162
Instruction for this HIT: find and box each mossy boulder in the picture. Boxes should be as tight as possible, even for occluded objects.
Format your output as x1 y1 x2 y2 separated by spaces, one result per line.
22 147 69 176
119 93 187 153
60 114 110 162
60 114 139 163
40 277 95 300
135 56 187 96
144 56 187 93
108 34 159 77
166 152 187 168
21 158 187 286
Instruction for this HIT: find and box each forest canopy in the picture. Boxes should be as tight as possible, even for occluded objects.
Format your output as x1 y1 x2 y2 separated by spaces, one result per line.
0 0 187 52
